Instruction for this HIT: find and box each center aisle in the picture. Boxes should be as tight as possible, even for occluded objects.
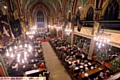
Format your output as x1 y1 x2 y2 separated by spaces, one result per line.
42 42 71 80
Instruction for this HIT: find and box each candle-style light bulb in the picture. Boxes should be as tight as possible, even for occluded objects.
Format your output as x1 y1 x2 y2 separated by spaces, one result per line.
9 47 12 51
24 44 27 47
11 53 14 57
20 45 22 48
6 50 9 56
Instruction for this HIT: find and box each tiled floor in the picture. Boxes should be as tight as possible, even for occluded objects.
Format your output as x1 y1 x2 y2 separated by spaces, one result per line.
42 42 71 80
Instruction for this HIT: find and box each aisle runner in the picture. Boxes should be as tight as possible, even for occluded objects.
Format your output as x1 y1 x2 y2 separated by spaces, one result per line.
40 40 48 42
42 42 71 80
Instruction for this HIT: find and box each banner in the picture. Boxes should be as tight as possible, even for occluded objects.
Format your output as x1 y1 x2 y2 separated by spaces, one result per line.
0 15 13 47
77 20 83 32
20 21 26 32
10 19 22 38
93 21 100 36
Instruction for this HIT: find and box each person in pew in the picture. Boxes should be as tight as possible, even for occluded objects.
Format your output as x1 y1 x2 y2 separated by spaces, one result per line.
99 72 104 78
69 62 76 68
75 61 81 67
11 63 19 71
42 69 50 80
85 67 89 71
35 52 38 57
93 75 103 80
22 65 27 72
39 63 45 69
72 55 76 60
81 53 85 59
73 67 80 79
75 53 82 59
33 64 38 69
90 66 94 70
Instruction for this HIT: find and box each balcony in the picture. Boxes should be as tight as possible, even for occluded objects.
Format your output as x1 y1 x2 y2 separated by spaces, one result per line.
82 20 120 30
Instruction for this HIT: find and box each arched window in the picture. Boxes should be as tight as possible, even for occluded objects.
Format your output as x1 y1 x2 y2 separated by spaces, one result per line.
104 0 119 20
37 10 44 28
86 7 94 20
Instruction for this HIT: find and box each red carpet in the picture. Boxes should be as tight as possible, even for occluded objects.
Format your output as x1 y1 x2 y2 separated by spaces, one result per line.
40 40 49 42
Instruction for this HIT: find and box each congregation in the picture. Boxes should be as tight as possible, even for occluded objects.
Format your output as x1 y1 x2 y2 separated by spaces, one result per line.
50 38 113 80
1 36 50 79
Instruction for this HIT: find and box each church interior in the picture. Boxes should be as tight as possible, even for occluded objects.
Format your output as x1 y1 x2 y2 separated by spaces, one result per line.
0 0 120 80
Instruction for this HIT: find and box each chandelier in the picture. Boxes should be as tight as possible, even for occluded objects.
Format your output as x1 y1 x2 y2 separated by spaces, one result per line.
5 43 33 64
65 22 72 35
65 29 72 35
94 36 110 48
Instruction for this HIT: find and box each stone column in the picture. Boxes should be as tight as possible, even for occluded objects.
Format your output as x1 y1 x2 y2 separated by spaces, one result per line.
62 26 65 39
71 15 76 46
61 16 65 40
88 38 95 59
88 9 101 59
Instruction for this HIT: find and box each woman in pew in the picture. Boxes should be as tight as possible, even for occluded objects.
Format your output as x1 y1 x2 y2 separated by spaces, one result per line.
39 62 45 69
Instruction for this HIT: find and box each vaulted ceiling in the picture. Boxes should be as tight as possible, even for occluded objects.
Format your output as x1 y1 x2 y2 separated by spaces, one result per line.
0 0 88 16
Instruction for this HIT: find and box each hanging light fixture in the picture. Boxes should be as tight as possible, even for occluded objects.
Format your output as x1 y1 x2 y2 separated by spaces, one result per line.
24 44 27 47
6 50 9 57
11 53 14 58
94 35 110 48
14 46 17 49
5 43 33 64
9 47 12 52
65 22 72 35
20 45 22 48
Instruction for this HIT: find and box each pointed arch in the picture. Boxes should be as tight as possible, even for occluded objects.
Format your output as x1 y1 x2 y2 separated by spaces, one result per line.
103 0 119 20
84 4 94 20
86 7 94 20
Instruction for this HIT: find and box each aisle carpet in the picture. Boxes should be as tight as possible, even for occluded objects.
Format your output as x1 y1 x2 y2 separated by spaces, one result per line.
42 42 71 80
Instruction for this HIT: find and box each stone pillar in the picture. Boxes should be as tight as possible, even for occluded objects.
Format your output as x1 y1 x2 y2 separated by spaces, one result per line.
62 26 65 39
71 15 76 46
88 38 95 59
88 9 101 59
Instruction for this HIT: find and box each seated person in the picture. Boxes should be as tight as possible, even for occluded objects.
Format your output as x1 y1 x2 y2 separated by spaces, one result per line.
91 66 94 70
43 69 50 80
85 67 89 71
22 65 27 72
33 64 38 69
29 59 35 64
39 63 45 69
12 63 18 71
69 62 76 68
75 62 81 67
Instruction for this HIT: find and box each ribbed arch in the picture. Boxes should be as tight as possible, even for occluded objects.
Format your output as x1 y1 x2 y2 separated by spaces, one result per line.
86 7 94 20
104 0 119 20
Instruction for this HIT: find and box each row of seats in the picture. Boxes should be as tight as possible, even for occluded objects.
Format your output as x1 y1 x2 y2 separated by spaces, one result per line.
50 38 112 80
4 36 50 79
